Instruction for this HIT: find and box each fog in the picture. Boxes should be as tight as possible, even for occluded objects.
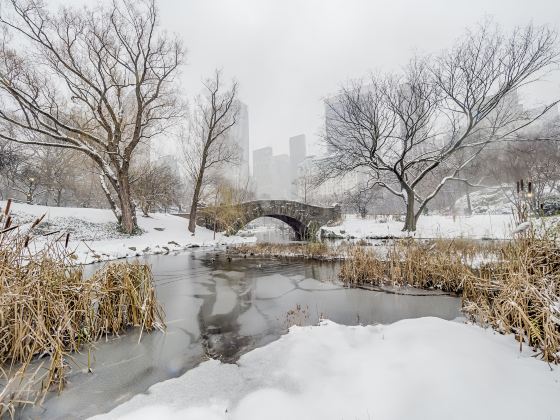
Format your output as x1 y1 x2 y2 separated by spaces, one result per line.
156 0 560 156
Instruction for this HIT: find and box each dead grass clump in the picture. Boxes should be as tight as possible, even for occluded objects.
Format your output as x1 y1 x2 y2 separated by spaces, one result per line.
463 236 560 362
340 239 483 293
340 234 560 363
389 239 477 293
339 246 386 285
0 200 164 416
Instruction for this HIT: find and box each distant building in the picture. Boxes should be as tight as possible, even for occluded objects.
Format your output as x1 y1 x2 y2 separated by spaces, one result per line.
253 139 301 200
289 134 307 197
272 154 291 199
222 100 250 187
253 147 274 198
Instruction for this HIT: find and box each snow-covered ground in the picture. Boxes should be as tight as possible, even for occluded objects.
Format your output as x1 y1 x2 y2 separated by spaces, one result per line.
4 201 254 264
454 188 513 215
323 214 518 239
92 317 560 420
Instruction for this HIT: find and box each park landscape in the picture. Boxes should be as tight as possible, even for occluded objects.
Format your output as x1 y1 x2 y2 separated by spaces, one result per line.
1 0 560 419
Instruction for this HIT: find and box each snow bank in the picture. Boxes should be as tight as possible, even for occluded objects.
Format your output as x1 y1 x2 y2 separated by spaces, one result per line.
454 188 512 215
323 214 516 239
4 201 254 264
91 317 560 420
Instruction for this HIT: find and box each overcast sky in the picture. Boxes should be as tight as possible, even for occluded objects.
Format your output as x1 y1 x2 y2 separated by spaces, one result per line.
56 0 560 157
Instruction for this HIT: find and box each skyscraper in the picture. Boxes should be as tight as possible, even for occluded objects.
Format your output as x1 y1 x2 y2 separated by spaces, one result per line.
222 100 250 186
253 147 273 198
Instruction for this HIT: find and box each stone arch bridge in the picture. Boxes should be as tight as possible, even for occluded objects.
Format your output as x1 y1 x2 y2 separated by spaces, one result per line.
195 200 341 240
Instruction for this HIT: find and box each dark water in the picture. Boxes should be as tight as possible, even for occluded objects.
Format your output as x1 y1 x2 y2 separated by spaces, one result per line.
22 249 461 420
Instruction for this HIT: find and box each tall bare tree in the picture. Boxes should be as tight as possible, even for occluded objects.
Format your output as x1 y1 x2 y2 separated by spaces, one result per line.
183 70 239 234
0 0 184 233
323 22 559 231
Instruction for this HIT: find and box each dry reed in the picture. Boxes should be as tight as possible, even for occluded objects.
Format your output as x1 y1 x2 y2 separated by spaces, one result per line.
339 239 500 292
463 236 560 362
339 234 560 362
0 200 165 417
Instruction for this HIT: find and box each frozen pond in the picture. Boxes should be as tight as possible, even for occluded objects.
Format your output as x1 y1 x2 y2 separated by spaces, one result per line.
23 249 461 419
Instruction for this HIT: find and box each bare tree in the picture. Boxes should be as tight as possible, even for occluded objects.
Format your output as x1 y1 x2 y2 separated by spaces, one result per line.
204 175 255 236
0 0 184 233
0 140 25 199
32 147 81 206
293 163 317 204
322 22 559 231
344 184 381 218
182 70 239 234
131 160 182 216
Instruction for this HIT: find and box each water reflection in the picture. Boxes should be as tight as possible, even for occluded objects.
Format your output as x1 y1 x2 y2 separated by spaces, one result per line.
24 250 461 420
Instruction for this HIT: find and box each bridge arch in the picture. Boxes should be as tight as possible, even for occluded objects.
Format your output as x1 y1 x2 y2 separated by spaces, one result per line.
248 214 308 240
196 200 341 240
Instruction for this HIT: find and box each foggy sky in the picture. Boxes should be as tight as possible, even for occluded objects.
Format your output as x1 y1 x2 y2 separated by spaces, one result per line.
158 0 560 157
56 0 560 157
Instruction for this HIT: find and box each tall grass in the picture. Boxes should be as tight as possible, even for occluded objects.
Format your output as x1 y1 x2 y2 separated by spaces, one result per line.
339 239 500 293
0 200 164 417
463 237 560 362
340 234 560 363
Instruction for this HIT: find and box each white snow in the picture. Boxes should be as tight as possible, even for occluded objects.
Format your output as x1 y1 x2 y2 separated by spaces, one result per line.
91 317 560 420
512 220 532 235
454 188 513 215
324 214 517 239
3 201 255 264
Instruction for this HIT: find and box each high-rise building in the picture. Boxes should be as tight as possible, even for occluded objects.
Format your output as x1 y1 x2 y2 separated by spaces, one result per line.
222 100 250 187
253 147 273 198
272 154 291 199
289 134 306 198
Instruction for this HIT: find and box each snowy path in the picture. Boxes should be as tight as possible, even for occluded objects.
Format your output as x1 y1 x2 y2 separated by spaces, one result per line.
91 317 560 420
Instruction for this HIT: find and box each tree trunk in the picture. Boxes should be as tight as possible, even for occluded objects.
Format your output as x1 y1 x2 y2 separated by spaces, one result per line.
402 190 417 232
99 175 120 220
141 202 150 217
465 184 472 216
98 173 138 234
188 172 204 234
117 173 138 235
